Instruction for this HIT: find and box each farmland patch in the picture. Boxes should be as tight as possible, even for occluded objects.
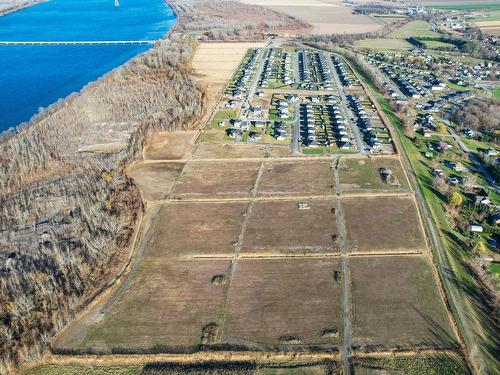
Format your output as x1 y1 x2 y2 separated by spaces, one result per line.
257 160 334 197
342 196 425 254
223 258 342 347
350 256 457 349
145 201 247 258
172 161 261 199
127 162 184 201
241 199 338 255
338 157 409 192
144 131 196 160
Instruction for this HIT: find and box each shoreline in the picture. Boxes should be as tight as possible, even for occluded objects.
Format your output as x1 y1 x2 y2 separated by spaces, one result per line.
0 0 46 16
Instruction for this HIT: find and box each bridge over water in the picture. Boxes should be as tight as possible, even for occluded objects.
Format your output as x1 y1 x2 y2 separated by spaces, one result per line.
0 40 158 46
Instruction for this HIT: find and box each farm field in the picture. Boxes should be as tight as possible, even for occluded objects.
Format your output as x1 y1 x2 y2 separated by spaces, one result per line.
127 162 185 201
192 42 265 94
144 131 196 160
241 199 338 255
257 160 334 197
194 142 290 159
350 256 457 349
354 38 413 50
172 161 261 199
338 156 409 192
146 201 247 258
342 195 426 254
387 21 442 39
55 259 230 351
222 258 342 347
240 0 382 34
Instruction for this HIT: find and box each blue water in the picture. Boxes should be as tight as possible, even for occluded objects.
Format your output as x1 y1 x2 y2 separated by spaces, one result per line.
0 0 176 131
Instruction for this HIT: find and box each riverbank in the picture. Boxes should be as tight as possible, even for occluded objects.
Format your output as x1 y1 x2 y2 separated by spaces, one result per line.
0 0 45 16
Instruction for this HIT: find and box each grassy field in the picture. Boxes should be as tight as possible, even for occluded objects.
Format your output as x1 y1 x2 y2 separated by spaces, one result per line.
350 256 457 349
419 39 456 50
127 162 185 201
432 3 500 11
387 21 441 39
23 365 142 375
353 354 469 375
256 160 335 197
223 258 342 347
172 160 261 199
241 199 338 255
354 38 413 50
338 157 409 192
144 131 195 160
474 10 500 22
342 195 426 254
193 142 290 159
492 87 500 99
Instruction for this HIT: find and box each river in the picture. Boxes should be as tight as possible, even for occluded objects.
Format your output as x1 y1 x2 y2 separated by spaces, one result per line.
0 0 175 132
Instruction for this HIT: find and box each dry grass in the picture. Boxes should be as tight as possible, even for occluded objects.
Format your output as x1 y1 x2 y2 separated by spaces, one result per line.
194 143 290 159
172 161 261 199
144 131 196 160
193 43 265 92
257 160 334 197
350 256 457 349
127 162 185 201
241 199 338 255
223 258 342 347
146 201 247 258
338 157 409 192
241 0 381 34
60 260 229 351
342 196 426 254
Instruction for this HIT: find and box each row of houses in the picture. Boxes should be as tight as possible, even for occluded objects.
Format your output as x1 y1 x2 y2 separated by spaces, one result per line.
332 56 353 88
297 49 333 90
229 49 260 98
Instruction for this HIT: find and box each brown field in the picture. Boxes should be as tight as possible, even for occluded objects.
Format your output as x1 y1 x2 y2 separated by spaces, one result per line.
350 256 457 349
172 161 261 199
223 258 342 347
146 201 247 258
338 157 409 192
342 196 426 254
241 199 338 255
144 131 196 160
194 142 290 159
257 160 334 197
193 42 265 94
241 0 382 34
56 260 230 351
127 162 185 201
474 20 500 35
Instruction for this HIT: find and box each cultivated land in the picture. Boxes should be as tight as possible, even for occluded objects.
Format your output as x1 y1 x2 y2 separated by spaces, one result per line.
127 162 185 201
192 42 266 95
241 199 338 255
256 160 335 197
338 156 410 192
144 131 196 160
241 0 382 34
222 258 342 347
172 161 261 199
194 142 291 159
342 195 426 254
350 256 457 349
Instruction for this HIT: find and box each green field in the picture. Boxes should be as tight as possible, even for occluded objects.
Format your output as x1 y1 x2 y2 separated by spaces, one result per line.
475 10 500 22
489 262 500 276
492 87 500 99
354 38 413 50
419 39 456 50
432 3 500 11
387 21 442 39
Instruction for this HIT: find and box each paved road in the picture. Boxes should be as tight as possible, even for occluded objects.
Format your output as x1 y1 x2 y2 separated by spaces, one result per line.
238 47 269 119
326 52 367 155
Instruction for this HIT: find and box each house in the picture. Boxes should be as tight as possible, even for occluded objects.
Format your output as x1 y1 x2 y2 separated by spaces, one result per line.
469 225 484 233
218 121 226 127
249 131 262 141
438 141 452 151
474 195 490 206
226 128 242 139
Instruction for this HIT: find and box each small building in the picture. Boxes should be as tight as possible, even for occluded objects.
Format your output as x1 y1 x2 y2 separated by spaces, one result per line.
469 225 484 233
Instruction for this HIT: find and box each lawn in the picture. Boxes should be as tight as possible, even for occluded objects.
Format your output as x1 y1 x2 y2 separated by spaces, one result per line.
210 109 237 128
489 261 500 276
492 87 500 99
23 365 141 375
475 10 500 22
387 21 442 39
